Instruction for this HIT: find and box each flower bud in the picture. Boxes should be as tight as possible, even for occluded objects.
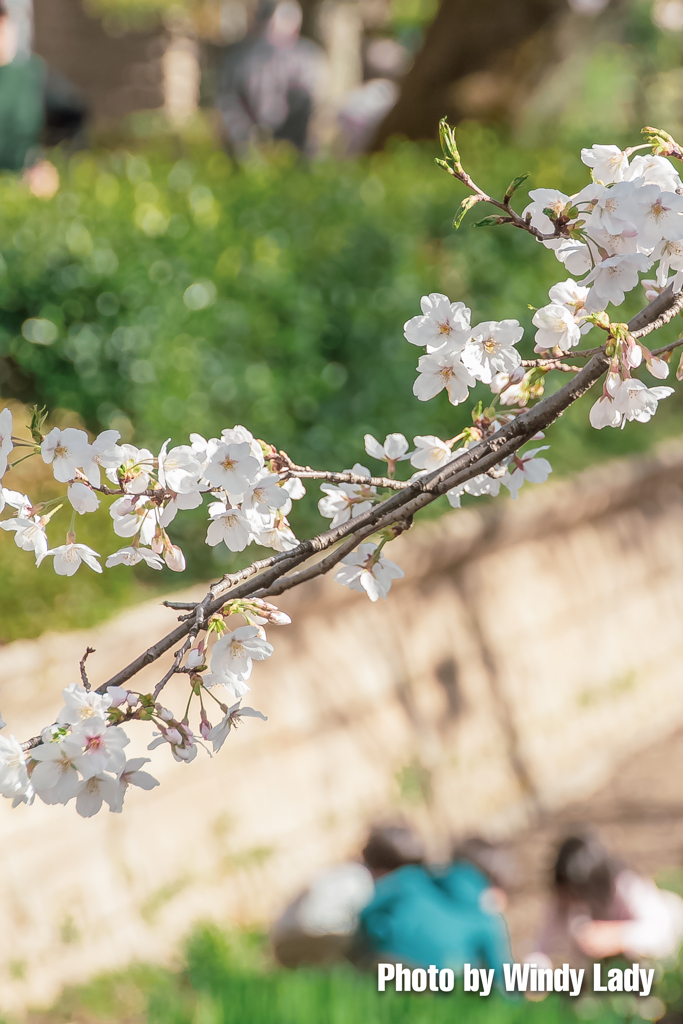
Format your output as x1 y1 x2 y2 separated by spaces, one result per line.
107 686 129 708
157 706 174 722
165 727 183 746
165 544 186 572
647 356 670 379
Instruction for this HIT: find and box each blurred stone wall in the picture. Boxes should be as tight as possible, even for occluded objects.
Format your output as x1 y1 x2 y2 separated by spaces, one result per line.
2 442 683 1011
33 0 165 124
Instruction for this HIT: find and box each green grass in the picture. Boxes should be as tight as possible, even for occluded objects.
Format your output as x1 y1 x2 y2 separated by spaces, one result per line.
15 925 648 1024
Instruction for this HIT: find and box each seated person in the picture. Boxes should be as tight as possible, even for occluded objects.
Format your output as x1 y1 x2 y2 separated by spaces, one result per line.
358 832 512 973
529 833 683 966
271 824 424 968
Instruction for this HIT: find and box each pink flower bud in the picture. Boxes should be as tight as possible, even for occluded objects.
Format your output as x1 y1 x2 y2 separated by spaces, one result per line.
126 692 138 706
647 356 669 379
158 707 174 722
165 728 183 746
625 342 643 369
165 544 186 572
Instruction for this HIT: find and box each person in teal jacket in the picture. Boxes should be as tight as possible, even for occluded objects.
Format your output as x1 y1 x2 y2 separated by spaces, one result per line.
358 858 511 974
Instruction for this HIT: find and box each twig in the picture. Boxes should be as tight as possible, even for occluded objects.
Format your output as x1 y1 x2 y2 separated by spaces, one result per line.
79 647 96 692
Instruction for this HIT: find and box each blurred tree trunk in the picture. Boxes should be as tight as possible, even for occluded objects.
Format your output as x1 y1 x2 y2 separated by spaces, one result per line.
372 0 569 148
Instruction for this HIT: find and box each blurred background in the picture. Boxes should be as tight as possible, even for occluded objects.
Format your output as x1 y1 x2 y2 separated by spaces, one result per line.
4 0 683 1020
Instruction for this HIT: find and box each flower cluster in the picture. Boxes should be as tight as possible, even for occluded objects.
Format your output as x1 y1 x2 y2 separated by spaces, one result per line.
0 416 306 577
0 682 157 817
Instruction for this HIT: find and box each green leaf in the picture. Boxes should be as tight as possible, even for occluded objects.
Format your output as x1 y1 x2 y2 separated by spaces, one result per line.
434 157 456 176
504 172 530 201
28 404 49 444
453 194 480 228
438 118 461 169
473 215 505 228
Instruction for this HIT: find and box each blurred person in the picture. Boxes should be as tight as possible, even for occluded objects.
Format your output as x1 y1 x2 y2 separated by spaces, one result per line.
337 37 409 156
216 0 325 156
270 824 423 968
358 828 512 973
0 0 85 196
528 833 683 966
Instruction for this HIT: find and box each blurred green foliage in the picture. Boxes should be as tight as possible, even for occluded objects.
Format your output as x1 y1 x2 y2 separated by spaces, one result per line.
1 123 682 642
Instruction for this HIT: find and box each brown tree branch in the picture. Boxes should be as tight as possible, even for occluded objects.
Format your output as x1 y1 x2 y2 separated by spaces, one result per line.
19 283 678 752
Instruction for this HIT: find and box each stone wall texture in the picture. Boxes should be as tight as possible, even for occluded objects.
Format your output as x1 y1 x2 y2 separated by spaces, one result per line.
2 443 683 1011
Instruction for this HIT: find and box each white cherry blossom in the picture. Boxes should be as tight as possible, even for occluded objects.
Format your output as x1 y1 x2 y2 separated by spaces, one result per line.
67 481 100 515
613 378 674 423
41 541 103 576
364 433 410 465
109 758 160 811
71 720 129 779
587 181 640 235
462 320 523 384
105 546 164 569
106 444 154 494
204 441 260 495
0 515 48 563
75 773 121 817
581 144 629 184
589 393 623 429
281 476 306 500
335 542 404 602
0 734 28 799
0 408 13 478
464 473 501 497
1 489 31 515
206 506 253 551
549 238 593 276
109 497 156 544
634 186 683 248
446 483 464 508
625 154 682 191
158 440 203 493
653 239 683 285
31 739 82 804
204 625 274 694
253 517 299 551
82 430 123 487
413 346 475 404
549 278 590 314
159 488 203 527
41 427 91 483
403 293 470 351
532 304 582 352
584 253 651 307
206 703 268 753
242 473 288 515
523 188 572 233
220 425 265 470
410 435 455 472
502 447 553 500
319 465 376 527
57 682 112 726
